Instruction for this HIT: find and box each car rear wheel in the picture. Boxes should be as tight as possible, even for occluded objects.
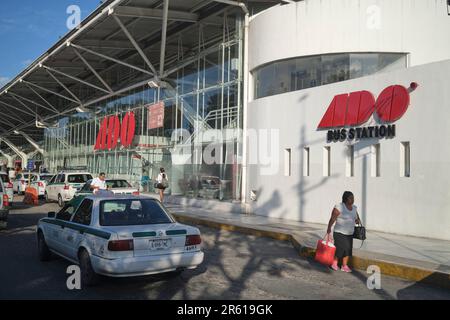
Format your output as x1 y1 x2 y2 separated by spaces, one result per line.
37 232 52 261
57 194 64 207
79 250 100 287
45 192 49 202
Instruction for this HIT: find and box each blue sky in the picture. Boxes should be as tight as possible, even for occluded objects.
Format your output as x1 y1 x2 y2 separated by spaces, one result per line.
0 0 102 88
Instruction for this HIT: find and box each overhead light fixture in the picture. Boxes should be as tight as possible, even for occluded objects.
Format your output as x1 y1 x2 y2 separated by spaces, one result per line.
148 80 159 88
76 107 88 113
35 120 47 129
13 130 20 135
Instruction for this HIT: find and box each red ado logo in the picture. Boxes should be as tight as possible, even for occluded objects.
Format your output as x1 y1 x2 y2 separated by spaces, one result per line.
317 84 413 129
94 112 136 150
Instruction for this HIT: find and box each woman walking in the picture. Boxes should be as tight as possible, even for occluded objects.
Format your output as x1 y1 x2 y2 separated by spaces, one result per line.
326 191 361 273
156 167 168 203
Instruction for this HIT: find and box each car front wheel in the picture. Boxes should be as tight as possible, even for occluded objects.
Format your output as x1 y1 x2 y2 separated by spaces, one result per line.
79 250 100 287
37 232 52 261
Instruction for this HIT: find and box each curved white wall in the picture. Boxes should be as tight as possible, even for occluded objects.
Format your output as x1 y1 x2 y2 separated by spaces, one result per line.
246 59 450 240
249 0 450 71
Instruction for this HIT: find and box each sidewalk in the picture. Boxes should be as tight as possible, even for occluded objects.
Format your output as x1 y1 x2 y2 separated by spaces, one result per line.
154 196 450 289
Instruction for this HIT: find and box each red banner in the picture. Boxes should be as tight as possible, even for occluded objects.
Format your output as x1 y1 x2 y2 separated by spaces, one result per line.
147 102 165 130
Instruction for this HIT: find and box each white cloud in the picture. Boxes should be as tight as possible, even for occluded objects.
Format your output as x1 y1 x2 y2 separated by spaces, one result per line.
22 59 33 67
0 76 10 88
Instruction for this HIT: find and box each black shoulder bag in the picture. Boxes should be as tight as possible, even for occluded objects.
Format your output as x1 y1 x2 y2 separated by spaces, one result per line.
353 213 366 248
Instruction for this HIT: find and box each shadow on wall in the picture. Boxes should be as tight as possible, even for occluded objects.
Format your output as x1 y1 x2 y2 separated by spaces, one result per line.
296 93 341 223
251 187 284 217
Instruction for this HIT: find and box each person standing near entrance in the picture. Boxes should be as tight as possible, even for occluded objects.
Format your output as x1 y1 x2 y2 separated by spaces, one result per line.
326 191 361 273
90 172 107 194
156 168 168 202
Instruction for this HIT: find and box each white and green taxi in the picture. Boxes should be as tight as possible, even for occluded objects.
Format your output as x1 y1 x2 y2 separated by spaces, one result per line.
36 194 204 286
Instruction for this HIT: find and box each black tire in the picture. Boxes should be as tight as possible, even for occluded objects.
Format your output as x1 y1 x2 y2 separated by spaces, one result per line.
79 250 100 287
45 192 49 202
37 232 52 261
58 194 64 208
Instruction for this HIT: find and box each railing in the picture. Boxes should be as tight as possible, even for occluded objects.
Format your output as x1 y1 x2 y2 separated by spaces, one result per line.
173 106 240 147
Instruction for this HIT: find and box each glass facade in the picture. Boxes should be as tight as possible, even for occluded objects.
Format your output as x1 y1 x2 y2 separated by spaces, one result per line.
254 53 407 99
44 18 243 201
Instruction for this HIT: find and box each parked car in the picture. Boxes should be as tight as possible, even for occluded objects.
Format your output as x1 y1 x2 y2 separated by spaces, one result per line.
75 179 140 198
13 173 37 195
30 173 55 198
0 178 10 223
0 171 14 204
45 172 93 207
198 176 221 199
36 194 204 286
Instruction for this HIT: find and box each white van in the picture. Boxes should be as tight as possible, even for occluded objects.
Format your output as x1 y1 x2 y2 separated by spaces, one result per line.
45 172 93 207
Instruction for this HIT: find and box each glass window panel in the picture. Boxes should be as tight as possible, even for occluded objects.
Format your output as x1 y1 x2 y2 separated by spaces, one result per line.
293 56 322 91
254 53 406 99
203 50 221 88
321 54 349 85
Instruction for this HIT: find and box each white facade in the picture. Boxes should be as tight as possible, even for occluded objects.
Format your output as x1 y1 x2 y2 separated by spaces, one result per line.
249 0 450 71
246 0 450 240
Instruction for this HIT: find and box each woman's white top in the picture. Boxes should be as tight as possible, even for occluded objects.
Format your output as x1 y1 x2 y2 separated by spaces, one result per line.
334 203 357 235
157 173 168 183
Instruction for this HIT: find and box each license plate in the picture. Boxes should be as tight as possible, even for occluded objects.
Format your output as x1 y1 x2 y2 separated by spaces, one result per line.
149 239 171 250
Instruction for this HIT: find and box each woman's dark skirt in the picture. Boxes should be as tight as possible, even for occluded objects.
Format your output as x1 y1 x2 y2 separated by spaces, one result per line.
333 232 353 259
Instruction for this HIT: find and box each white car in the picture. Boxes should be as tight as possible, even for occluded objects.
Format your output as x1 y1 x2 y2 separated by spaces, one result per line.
13 173 37 195
75 179 140 197
30 173 55 198
0 171 14 204
36 195 204 286
45 172 93 207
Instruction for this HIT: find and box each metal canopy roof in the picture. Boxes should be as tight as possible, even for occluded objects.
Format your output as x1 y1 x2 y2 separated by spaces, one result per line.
0 0 287 152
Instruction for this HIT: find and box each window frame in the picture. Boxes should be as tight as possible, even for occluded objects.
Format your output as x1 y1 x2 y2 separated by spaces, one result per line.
71 199 93 226
56 204 76 221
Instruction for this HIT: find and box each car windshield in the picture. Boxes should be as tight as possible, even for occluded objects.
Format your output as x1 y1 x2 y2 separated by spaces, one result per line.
0 174 9 183
68 174 92 183
40 175 54 182
100 199 173 226
106 180 132 189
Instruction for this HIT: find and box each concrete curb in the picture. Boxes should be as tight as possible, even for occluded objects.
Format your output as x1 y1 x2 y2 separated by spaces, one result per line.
172 213 450 290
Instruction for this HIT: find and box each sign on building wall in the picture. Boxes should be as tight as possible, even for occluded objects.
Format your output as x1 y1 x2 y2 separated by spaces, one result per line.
94 111 136 150
317 83 417 142
147 102 165 130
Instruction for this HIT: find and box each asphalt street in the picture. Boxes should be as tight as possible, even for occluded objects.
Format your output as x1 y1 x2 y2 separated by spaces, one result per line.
0 197 449 300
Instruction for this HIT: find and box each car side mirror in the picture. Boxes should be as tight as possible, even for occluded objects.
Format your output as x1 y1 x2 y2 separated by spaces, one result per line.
48 212 56 218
